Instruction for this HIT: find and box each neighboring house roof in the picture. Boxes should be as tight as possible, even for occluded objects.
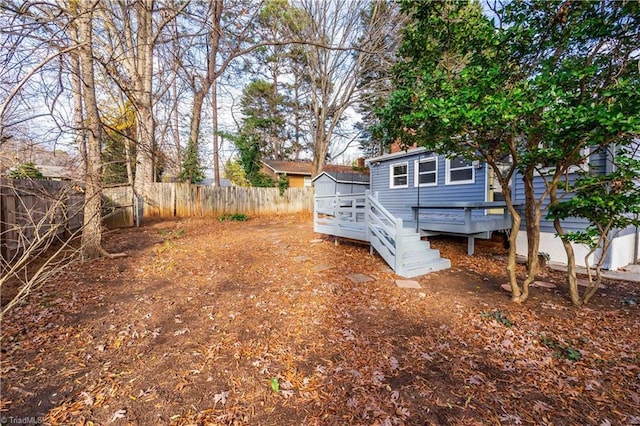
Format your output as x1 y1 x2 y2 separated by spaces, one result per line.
261 160 313 176
262 160 370 183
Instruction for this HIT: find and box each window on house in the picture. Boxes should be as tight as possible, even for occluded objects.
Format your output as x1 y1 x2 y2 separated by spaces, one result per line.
304 176 312 187
446 156 474 184
415 157 437 187
537 146 592 175
390 162 408 188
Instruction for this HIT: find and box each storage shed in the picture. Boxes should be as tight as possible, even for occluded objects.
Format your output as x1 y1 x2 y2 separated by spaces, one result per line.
312 165 370 197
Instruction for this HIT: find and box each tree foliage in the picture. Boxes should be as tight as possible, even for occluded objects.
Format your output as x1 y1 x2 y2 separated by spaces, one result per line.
221 131 273 187
102 103 136 185
548 150 640 304
179 140 205 184
224 158 250 186
380 0 640 305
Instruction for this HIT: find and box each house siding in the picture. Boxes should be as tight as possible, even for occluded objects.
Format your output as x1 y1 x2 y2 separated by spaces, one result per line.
368 149 487 222
513 146 639 268
288 175 307 188
513 148 607 233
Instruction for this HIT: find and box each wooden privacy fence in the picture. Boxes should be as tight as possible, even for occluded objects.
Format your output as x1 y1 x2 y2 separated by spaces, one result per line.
144 183 314 218
0 178 133 261
1 180 311 260
0 178 84 261
103 185 135 228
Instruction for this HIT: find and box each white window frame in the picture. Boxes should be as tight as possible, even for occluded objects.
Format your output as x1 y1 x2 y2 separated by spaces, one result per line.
389 161 409 188
414 156 438 187
536 146 592 176
445 156 475 185
304 176 312 187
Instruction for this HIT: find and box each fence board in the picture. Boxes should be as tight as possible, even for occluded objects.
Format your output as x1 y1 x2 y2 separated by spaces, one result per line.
103 186 134 228
143 184 313 218
1 180 134 261
0 179 84 261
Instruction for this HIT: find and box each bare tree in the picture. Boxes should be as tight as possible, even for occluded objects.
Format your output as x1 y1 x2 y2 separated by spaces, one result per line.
0 179 84 320
93 1 187 197
296 0 396 175
74 1 106 259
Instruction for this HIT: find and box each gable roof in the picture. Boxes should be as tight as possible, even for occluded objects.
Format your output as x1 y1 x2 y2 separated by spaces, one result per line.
261 160 313 176
313 164 370 184
366 147 427 165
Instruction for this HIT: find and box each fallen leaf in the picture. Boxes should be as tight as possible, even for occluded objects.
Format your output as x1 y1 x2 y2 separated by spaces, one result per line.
109 408 127 423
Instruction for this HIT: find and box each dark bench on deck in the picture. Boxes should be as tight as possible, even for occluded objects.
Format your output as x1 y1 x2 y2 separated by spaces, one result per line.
411 202 517 255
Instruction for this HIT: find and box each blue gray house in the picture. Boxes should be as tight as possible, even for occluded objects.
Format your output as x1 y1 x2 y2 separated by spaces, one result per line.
512 144 640 271
314 144 639 277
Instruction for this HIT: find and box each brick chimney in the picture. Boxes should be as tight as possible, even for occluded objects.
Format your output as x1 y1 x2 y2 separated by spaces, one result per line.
390 139 417 153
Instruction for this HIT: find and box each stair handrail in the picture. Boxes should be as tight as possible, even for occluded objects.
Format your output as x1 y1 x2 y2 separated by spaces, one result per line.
365 191 399 228
366 191 404 271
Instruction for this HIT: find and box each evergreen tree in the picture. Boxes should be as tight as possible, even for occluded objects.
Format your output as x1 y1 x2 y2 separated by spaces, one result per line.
8 162 44 179
179 140 205 184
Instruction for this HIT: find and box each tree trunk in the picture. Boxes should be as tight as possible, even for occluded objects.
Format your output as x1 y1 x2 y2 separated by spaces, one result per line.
132 0 155 202
77 3 104 260
210 0 222 187
311 121 328 177
549 185 582 305
133 104 155 196
519 167 542 303
212 81 220 186
70 53 87 177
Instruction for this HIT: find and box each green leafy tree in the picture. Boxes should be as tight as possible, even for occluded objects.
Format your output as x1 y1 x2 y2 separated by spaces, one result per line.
379 0 529 300
548 151 640 305
224 158 250 186
8 162 44 179
277 173 290 195
222 132 274 187
502 0 640 305
240 79 287 160
380 0 640 305
253 0 309 159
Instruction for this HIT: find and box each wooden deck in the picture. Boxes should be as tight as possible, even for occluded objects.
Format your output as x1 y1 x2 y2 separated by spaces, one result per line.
314 193 516 268
411 202 516 254
314 192 451 278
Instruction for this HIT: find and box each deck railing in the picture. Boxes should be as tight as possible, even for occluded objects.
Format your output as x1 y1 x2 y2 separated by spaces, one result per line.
313 191 404 271
366 192 403 271
313 192 368 241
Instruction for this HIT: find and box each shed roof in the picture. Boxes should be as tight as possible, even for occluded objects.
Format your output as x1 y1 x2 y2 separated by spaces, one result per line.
262 160 313 175
312 165 369 184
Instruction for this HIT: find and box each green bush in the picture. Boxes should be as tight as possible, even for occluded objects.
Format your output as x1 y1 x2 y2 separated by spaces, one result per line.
218 213 248 222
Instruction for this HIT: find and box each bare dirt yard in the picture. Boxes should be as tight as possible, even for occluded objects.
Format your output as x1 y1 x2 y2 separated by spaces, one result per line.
1 213 639 425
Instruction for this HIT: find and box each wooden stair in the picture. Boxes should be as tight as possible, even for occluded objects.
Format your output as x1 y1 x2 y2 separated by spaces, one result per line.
314 191 451 278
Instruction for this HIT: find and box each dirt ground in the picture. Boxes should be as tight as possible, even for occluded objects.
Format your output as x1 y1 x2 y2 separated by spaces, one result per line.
1 213 639 425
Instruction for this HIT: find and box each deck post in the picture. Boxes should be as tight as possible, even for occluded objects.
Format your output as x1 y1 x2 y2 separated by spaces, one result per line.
395 218 403 273
468 236 475 255
364 190 371 244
